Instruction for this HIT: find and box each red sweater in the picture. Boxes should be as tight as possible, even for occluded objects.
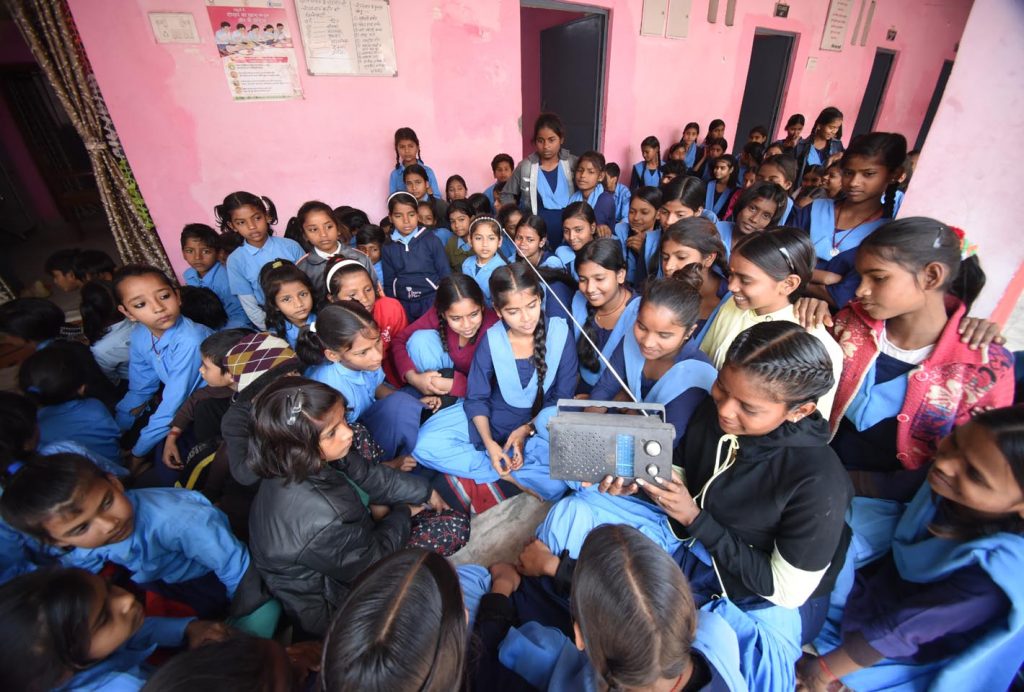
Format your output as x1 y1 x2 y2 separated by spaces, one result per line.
374 296 408 387
391 308 499 397
829 299 1014 470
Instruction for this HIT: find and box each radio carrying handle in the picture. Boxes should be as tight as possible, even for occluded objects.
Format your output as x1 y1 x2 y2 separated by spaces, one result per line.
555 398 665 421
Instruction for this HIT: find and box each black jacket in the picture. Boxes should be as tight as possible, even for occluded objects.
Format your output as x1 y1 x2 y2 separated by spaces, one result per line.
672 399 852 608
248 452 431 637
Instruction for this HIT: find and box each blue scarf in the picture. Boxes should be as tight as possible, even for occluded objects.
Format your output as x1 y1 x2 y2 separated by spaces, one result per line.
486 317 569 408
809 199 886 262
571 293 640 385
623 329 717 404
537 165 571 210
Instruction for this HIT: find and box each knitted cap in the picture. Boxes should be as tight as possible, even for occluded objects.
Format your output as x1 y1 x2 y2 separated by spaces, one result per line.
225 332 300 392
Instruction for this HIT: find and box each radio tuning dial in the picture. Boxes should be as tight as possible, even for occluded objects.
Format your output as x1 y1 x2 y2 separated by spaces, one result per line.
644 440 662 457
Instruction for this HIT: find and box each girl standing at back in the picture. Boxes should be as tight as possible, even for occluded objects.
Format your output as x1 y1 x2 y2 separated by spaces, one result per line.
554 201 598 280
699 228 844 417
221 191 304 330
381 191 451 320
501 113 577 249
775 113 805 154
113 266 212 474
705 155 738 218
258 260 315 349
300 302 431 463
568 151 616 228
388 126 441 195
795 107 845 180
679 121 701 169
412 263 578 512
630 135 663 190
795 132 907 310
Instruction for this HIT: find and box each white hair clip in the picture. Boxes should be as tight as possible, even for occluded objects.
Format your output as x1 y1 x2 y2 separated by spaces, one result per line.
324 259 368 292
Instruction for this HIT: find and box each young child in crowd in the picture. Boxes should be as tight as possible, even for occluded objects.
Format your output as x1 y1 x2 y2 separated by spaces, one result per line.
755 154 798 224
45 248 84 293
381 191 451 320
180 223 250 329
293 200 377 299
445 174 468 203
485 153 515 211
324 257 407 386
716 180 789 252
463 216 509 306
80 279 133 386
513 215 564 270
705 154 738 218
258 260 315 349
245 377 462 637
630 135 663 190
354 223 386 286
603 162 632 224
221 191 303 329
388 126 441 195
112 266 212 476
443 199 475 272
404 164 448 223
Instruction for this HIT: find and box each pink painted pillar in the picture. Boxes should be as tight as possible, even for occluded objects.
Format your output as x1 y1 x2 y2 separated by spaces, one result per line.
899 0 1024 321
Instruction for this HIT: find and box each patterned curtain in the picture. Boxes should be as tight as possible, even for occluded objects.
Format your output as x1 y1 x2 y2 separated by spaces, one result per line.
6 0 173 274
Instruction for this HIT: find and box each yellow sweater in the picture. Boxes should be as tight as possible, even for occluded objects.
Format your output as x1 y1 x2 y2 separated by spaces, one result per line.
699 297 843 419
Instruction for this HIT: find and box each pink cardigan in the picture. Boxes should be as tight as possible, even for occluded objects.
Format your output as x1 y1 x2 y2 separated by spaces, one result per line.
829 300 1014 470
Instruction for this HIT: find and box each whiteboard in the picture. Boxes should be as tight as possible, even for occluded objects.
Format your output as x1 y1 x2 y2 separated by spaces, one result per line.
293 0 398 76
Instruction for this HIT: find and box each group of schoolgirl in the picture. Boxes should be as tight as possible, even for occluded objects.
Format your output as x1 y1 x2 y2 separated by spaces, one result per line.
0 108 1020 691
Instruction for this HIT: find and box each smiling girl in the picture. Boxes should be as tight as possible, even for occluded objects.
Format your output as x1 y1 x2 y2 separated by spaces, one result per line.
220 191 304 330
617 186 661 283
554 201 598 280
112 266 212 472
657 217 730 340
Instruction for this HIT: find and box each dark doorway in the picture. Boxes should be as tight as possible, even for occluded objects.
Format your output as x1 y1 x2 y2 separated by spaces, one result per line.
852 49 896 139
734 32 794 152
915 59 954 150
520 3 607 157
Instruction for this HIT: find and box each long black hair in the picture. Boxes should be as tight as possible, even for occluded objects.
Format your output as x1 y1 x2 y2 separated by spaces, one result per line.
842 132 908 219
434 274 486 356
258 259 314 341
490 263 548 416
295 302 378 367
858 216 985 310
214 191 278 234
732 227 815 303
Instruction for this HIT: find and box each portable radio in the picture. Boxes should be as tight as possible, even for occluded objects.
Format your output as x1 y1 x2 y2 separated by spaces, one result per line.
547 399 676 484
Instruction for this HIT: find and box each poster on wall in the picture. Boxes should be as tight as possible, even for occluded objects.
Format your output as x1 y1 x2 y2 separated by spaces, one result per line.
293 0 398 77
206 1 303 101
820 0 854 52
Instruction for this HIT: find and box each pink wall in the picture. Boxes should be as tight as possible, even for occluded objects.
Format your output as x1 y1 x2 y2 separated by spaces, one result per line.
899 0 1024 320
65 0 971 281
520 7 585 157
0 20 61 224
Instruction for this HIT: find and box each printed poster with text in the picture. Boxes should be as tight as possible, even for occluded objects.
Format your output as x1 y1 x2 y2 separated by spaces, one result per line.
207 2 303 101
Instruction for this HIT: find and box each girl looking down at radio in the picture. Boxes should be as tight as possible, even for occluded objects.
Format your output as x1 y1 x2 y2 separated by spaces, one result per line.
411 262 578 514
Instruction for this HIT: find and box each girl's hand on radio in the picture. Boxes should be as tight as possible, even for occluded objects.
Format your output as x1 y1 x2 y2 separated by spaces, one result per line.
636 475 700 526
597 474 639 496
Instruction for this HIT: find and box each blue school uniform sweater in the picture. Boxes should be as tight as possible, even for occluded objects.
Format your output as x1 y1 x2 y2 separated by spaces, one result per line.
56 616 193 692
567 188 616 228
114 317 212 457
37 398 121 463
90 318 133 385
305 360 384 424
381 228 450 315
59 488 249 597
225 235 304 302
388 160 441 196
611 182 631 223
183 261 251 329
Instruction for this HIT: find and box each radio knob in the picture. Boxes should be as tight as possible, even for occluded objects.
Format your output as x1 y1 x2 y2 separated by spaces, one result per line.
645 463 659 477
644 440 662 457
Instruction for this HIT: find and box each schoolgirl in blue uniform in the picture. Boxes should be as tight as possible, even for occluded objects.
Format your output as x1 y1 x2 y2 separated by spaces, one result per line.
258 260 315 349
412 263 578 506
679 121 702 168
806 407 1024 692
619 186 661 284
566 150 616 228
537 270 717 558
512 215 565 271
602 162 632 223
794 107 846 181
500 113 577 249
636 176 705 287
381 191 451 320
554 201 598 280
461 216 509 306
715 181 788 254
404 164 449 226
220 191 304 329
388 126 441 195
1 453 250 618
570 238 640 393
496 525 747 691
0 567 225 692
180 223 251 329
629 135 663 190
755 155 798 225
794 132 907 310
300 302 437 462
656 217 731 343
704 155 738 218
111 266 212 472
